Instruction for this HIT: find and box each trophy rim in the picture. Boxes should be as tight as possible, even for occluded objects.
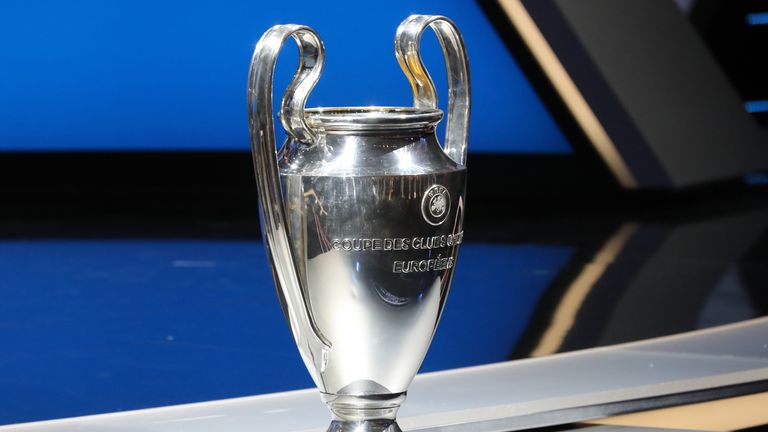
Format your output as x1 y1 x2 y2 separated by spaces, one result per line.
304 106 443 132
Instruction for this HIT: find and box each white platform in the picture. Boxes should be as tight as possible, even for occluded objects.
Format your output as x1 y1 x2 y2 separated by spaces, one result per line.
3 318 767 432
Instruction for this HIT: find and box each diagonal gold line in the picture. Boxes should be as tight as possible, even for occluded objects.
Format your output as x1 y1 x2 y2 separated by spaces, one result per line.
531 223 638 357
497 0 638 189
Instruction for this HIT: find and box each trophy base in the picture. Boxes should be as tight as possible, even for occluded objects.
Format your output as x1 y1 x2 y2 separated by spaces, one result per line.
327 419 402 432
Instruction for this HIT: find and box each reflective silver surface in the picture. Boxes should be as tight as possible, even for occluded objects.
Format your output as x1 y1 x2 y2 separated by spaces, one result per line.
247 15 470 431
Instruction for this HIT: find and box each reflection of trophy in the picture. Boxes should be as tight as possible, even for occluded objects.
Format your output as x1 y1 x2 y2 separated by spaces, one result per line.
247 15 469 432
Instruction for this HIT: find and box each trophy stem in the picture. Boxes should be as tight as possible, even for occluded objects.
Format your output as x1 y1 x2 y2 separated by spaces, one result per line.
327 419 403 432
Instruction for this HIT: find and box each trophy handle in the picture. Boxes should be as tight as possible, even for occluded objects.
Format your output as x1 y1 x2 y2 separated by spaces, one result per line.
395 15 471 166
247 25 332 358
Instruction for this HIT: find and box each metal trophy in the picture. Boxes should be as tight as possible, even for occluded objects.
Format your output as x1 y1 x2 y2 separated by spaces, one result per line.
247 15 469 432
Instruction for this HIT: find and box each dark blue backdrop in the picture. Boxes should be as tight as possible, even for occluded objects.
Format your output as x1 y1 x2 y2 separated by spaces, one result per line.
0 0 570 153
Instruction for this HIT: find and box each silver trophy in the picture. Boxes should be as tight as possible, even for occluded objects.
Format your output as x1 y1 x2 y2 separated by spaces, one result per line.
247 15 469 432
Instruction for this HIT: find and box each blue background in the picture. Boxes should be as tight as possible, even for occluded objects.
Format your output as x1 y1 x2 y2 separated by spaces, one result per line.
0 240 571 424
0 0 570 153
0 1 574 424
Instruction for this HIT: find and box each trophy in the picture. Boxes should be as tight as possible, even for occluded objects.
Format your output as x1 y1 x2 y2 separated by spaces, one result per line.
247 15 469 432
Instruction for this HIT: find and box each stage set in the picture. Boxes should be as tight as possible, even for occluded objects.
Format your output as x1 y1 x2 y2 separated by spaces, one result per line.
1 0 767 431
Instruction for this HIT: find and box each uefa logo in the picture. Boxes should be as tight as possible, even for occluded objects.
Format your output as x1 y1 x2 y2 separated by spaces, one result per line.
421 184 450 226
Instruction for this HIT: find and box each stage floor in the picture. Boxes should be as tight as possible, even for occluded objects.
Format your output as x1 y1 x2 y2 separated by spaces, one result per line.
1 189 766 426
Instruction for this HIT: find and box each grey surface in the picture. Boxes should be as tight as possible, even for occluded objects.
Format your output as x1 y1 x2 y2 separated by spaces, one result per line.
1 318 766 432
525 0 768 188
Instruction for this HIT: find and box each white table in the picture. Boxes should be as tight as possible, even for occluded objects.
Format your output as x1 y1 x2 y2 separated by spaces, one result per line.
3 318 766 432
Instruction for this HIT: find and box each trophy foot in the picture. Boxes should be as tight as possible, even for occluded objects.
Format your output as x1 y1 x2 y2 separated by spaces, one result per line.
327 419 402 432
322 391 406 431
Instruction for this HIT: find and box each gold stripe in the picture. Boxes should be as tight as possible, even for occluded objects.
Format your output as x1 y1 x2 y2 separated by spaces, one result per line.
589 392 768 431
497 0 638 189
530 223 637 357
